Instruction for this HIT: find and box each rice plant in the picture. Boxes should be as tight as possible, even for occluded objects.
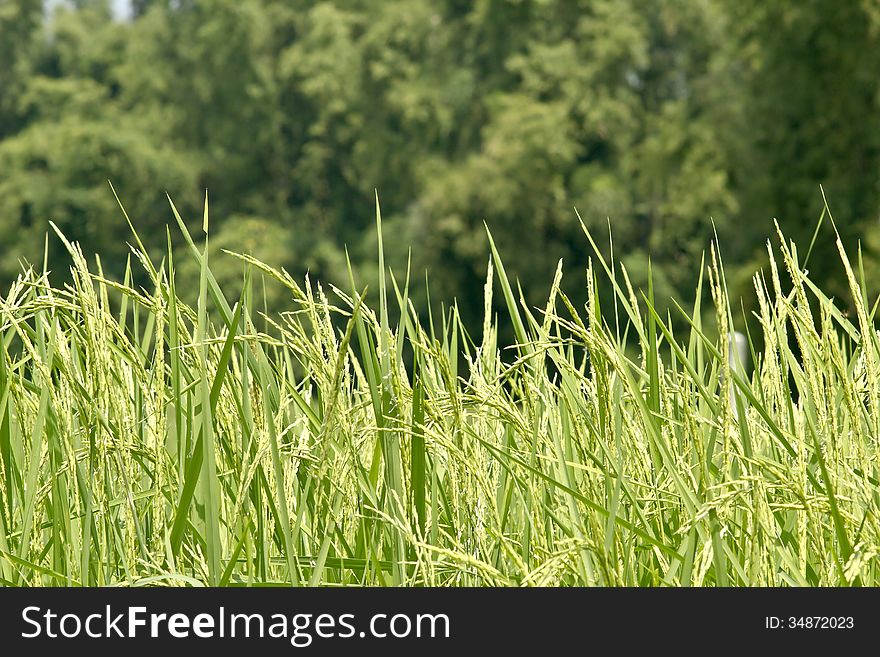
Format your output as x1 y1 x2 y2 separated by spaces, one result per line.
1 194 878 586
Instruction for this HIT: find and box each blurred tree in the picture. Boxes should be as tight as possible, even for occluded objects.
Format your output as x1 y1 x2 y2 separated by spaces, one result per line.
396 0 736 325
0 0 42 138
0 2 199 282
0 113 198 281
1 0 878 334
174 214 296 317
726 0 880 302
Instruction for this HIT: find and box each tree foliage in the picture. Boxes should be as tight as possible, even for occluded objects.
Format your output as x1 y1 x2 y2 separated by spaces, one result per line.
1 0 878 327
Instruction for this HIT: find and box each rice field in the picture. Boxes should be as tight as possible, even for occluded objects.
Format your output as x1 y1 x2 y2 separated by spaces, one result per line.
1 195 878 586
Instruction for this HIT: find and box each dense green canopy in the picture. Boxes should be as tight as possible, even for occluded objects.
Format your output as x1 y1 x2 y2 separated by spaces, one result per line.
2 0 880 328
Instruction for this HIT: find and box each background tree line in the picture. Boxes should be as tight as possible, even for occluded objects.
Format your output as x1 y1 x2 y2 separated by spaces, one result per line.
2 0 880 332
